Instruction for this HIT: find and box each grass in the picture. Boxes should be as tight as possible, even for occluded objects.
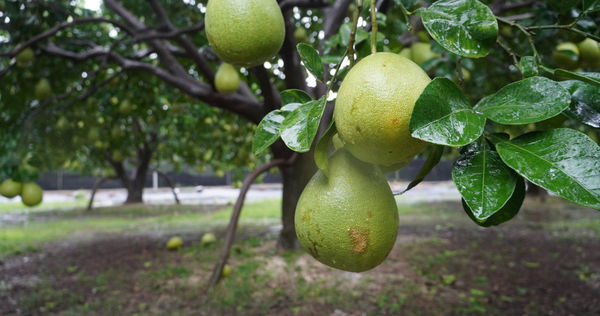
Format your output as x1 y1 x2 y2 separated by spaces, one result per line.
0 199 439 261
0 199 283 259
0 199 88 213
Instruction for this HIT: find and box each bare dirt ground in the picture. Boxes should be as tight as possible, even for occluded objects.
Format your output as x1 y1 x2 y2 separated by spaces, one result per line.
1 197 599 315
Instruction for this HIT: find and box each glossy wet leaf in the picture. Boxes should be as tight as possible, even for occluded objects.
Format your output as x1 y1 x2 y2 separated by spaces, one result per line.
401 145 444 194
553 69 600 88
496 128 600 210
410 78 485 146
474 77 571 125
280 97 327 152
560 75 600 128
281 89 312 105
462 177 525 227
252 103 301 154
452 140 518 221
519 56 538 78
417 0 498 58
314 122 336 176
297 43 324 81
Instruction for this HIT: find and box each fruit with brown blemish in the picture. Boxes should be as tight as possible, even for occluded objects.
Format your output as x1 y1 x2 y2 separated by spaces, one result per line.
294 149 399 272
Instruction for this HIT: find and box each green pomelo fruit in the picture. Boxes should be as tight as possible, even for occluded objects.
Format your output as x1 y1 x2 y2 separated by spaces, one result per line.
205 0 285 67
21 182 43 207
215 63 240 93
295 150 399 272
0 179 22 198
333 52 430 167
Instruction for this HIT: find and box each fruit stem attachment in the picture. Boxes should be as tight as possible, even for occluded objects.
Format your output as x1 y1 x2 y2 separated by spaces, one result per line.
370 0 377 54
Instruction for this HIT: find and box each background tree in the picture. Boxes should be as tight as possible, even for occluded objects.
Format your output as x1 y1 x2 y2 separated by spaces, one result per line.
1 0 599 255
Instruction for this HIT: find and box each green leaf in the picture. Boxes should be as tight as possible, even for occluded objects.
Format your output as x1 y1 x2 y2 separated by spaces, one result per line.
401 145 444 194
252 103 301 154
519 56 538 78
297 43 324 81
496 128 600 209
474 77 571 125
452 140 518 221
417 0 498 58
280 97 327 152
553 69 600 88
410 78 485 146
462 177 525 227
314 122 336 176
281 89 312 105
560 78 600 128
583 0 600 12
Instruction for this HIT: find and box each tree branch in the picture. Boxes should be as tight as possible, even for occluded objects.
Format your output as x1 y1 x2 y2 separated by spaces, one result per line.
279 0 329 11
251 66 282 112
0 17 133 58
209 153 298 287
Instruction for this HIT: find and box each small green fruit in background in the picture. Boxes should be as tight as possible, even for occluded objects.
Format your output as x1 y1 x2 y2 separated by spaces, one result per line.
166 236 183 250
294 27 310 44
111 125 122 139
417 30 430 43
577 38 600 67
222 264 232 277
21 182 43 207
552 42 579 70
411 42 440 66
112 150 124 162
214 63 240 93
119 100 132 115
201 233 217 245
205 0 285 67
16 47 34 67
34 78 52 99
398 48 412 60
0 179 22 198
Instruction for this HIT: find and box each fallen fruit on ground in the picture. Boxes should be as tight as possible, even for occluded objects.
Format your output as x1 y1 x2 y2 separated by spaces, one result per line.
0 179 22 198
552 42 579 70
20 182 43 207
205 0 285 67
201 233 217 245
214 63 240 93
222 264 232 277
166 236 183 250
333 52 430 168
295 149 399 272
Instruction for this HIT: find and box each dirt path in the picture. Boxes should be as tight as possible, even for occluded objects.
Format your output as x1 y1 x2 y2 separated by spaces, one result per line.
1 199 599 315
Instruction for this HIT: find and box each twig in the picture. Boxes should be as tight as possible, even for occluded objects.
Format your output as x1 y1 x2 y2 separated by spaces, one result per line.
87 177 113 211
208 154 298 287
155 170 180 204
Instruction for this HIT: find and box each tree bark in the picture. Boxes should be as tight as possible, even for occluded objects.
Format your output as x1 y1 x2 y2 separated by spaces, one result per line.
277 151 317 250
125 182 144 203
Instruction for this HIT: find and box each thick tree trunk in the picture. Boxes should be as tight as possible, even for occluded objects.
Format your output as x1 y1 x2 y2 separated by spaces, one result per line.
278 152 317 250
124 182 144 203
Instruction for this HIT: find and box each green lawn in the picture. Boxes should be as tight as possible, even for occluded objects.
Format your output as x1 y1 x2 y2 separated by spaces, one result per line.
0 199 283 259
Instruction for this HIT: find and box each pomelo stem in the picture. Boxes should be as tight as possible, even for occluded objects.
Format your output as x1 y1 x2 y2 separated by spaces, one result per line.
370 0 377 54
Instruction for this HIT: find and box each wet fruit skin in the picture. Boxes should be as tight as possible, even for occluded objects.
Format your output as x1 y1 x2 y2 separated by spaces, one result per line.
334 52 430 168
295 150 399 272
205 0 285 67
